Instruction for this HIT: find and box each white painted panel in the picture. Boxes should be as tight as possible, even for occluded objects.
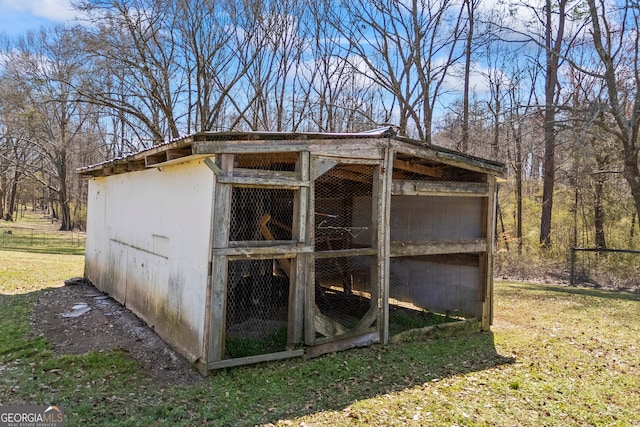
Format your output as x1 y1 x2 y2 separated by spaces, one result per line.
85 158 215 362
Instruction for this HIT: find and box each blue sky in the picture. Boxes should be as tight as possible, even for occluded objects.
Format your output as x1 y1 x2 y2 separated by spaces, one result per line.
0 0 75 36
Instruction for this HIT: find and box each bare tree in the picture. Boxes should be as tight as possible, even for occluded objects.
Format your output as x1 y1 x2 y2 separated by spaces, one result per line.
538 0 570 248
326 0 466 142
75 0 183 144
1 26 95 230
582 0 640 225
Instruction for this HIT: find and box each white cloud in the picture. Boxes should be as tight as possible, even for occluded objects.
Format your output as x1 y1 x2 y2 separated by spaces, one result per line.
0 0 76 22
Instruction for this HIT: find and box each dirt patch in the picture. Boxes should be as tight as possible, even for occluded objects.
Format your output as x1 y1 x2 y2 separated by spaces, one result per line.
31 281 202 386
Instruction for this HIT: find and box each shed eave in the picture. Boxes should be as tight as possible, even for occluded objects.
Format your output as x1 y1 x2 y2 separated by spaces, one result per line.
78 128 506 179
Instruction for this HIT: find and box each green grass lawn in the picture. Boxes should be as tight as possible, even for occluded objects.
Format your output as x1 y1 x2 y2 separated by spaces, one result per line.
1 248 639 426
0 211 85 256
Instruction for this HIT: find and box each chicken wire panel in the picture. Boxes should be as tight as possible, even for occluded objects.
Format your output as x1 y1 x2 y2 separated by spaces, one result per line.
229 187 295 242
314 255 375 338
234 152 298 171
389 255 482 321
314 164 376 251
225 259 291 359
389 196 484 241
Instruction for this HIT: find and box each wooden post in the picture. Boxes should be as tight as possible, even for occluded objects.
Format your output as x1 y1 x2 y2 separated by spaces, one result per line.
379 148 394 344
481 175 497 330
207 154 233 365
569 247 576 286
290 151 309 346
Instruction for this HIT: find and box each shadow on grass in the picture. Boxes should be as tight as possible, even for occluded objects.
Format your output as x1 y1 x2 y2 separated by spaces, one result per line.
151 331 514 426
1 287 514 427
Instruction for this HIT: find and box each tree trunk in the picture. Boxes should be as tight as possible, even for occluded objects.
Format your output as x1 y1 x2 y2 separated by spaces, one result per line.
461 0 474 153
539 0 566 249
624 154 640 239
515 131 523 255
57 150 72 231
6 169 20 221
593 176 606 248
0 172 6 220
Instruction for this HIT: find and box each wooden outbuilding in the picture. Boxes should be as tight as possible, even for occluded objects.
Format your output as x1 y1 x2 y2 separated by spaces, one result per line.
79 128 506 372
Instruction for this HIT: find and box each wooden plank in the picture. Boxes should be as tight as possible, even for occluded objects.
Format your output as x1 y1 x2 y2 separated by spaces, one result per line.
228 240 296 248
482 175 497 330
313 248 378 259
314 310 348 338
391 141 507 177
216 175 310 188
308 141 385 159
167 147 193 160
232 168 298 180
193 141 309 155
436 151 506 175
390 239 487 257
391 180 489 197
219 248 311 260
313 155 383 165
208 255 227 364
393 158 443 178
380 148 394 344
311 157 339 180
354 305 378 331
145 152 167 166
207 155 233 364
204 157 221 175
208 349 304 370
305 155 317 345
305 331 379 359
291 151 310 344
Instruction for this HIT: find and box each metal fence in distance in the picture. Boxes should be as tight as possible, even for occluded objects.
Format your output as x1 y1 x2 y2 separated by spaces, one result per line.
569 247 640 290
0 226 85 252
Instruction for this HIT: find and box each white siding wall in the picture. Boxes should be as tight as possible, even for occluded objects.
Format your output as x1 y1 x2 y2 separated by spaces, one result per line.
85 158 214 362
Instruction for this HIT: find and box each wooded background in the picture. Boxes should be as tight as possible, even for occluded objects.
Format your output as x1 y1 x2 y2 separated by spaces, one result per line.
1 0 639 280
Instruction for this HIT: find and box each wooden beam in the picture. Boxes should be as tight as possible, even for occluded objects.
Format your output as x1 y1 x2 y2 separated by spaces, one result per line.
390 239 487 257
305 331 379 359
482 175 497 331
314 310 348 338
393 159 443 178
204 157 221 174
207 154 233 365
313 248 377 259
166 147 193 160
291 151 310 345
145 152 167 166
391 141 507 177
194 141 309 154
392 180 489 197
208 349 304 370
232 168 298 180
216 175 310 188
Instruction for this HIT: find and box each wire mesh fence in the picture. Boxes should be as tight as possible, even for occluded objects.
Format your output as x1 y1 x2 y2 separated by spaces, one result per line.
570 248 640 290
225 258 291 359
0 226 85 253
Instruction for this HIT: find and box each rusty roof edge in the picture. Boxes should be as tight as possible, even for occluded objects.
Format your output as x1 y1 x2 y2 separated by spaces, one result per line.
77 127 506 177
